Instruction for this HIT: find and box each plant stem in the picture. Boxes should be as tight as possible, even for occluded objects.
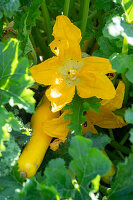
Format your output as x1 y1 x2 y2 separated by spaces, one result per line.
121 73 130 106
41 0 53 43
31 45 37 65
32 28 51 59
80 0 90 41
110 140 131 154
64 0 71 16
120 132 129 145
109 129 115 140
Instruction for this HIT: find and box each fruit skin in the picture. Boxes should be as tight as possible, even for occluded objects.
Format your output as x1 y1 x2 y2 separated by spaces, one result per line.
17 95 59 178
101 150 116 184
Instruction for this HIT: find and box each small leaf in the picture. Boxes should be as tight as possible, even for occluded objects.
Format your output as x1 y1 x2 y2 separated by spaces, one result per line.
64 94 101 135
0 105 20 156
125 105 133 124
129 128 133 144
0 135 20 177
85 132 111 150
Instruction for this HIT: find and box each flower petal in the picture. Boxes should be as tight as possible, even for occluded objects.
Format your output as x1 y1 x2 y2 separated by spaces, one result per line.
77 71 116 99
46 83 75 112
49 39 81 60
82 56 116 74
30 56 61 85
93 108 127 129
101 81 125 111
42 112 70 140
82 119 98 134
53 15 82 43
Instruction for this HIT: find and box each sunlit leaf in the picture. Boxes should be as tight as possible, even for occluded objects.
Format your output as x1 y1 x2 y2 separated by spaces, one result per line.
122 0 133 23
0 38 35 113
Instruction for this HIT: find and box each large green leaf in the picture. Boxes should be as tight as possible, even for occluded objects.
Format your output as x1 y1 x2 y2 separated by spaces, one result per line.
0 0 20 19
0 39 35 113
18 178 58 200
0 176 21 200
108 154 133 200
44 136 111 199
45 158 74 198
69 136 111 200
110 53 133 74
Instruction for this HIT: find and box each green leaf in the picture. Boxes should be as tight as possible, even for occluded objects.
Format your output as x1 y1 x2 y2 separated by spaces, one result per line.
125 68 133 83
93 36 118 58
18 178 58 200
13 0 43 55
129 128 133 144
94 0 114 12
85 132 111 150
0 0 20 18
110 53 133 74
108 154 133 200
0 135 20 177
64 94 101 135
0 39 35 113
103 16 133 46
69 136 111 199
45 158 74 198
122 0 133 23
125 105 133 124
44 136 111 199
0 175 21 200
0 106 20 156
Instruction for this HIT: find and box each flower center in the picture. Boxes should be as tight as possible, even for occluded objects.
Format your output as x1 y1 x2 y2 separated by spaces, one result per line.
59 59 83 87
67 68 77 80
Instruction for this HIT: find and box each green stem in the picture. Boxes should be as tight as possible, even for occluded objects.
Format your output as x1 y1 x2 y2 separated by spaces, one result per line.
122 36 128 54
80 0 90 41
120 132 129 145
32 28 51 59
110 140 131 154
41 0 53 43
106 150 121 160
31 45 37 65
121 73 130 106
109 129 115 140
64 0 71 16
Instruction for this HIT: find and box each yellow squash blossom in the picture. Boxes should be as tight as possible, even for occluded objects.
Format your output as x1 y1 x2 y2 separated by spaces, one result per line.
42 111 70 151
83 81 127 134
30 15 116 112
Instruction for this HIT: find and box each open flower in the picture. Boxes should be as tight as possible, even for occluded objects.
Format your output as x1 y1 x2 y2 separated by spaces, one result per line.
30 15 116 112
83 81 127 134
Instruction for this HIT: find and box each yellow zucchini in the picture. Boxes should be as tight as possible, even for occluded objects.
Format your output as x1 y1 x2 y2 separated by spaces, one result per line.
17 96 59 178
